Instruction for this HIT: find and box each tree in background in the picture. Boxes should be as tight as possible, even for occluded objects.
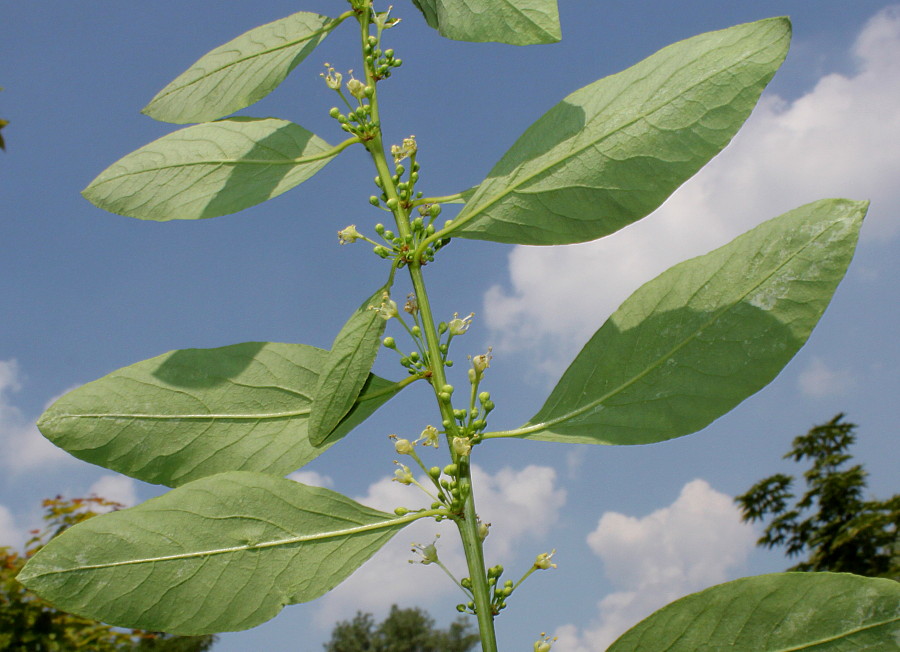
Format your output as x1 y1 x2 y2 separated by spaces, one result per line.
736 414 899 579
1 496 217 651
325 604 479 652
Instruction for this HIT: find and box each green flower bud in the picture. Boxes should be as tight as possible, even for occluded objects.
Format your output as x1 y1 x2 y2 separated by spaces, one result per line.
394 507 409 516
382 336 396 349
395 164 405 176
385 198 399 210
369 195 381 206
443 463 458 476
428 466 441 479
383 229 395 239
329 107 341 119
441 384 454 395
385 49 395 59
478 391 491 403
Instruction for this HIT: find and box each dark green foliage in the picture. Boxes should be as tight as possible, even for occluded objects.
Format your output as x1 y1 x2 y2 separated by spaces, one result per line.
324 605 479 652
736 414 899 579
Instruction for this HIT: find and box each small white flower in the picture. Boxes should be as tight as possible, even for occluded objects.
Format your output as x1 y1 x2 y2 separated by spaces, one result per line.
534 633 557 652
533 549 557 570
451 436 472 457
448 312 474 336
320 63 343 90
392 464 413 485
337 224 361 244
391 135 417 164
371 292 399 320
410 534 440 565
417 425 440 448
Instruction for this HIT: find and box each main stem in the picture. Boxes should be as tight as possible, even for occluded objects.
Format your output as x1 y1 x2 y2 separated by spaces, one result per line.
354 8 499 650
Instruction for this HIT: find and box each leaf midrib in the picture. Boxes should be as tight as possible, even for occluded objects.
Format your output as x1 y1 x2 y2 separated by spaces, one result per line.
453 23 780 233
148 14 341 105
493 217 835 438
23 510 433 577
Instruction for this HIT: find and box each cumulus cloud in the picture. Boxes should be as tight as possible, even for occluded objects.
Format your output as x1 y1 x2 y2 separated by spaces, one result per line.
797 356 855 398
87 474 138 508
483 7 900 370
0 503 25 548
0 359 73 472
314 463 565 627
554 479 756 651
287 470 335 488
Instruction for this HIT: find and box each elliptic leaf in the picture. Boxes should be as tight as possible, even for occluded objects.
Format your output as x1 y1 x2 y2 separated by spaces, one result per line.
608 572 900 651
492 199 867 445
411 0 560 45
451 17 791 245
37 342 401 487
310 285 391 447
82 117 349 221
143 11 342 124
18 472 417 635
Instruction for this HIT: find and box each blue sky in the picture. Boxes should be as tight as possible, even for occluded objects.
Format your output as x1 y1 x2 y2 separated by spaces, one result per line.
2 2 898 650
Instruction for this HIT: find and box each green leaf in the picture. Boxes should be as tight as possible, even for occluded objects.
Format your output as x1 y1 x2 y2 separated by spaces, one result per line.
18 472 416 635
494 199 867 445
143 11 343 124
451 17 791 245
411 0 560 45
82 117 350 221
310 285 391 447
608 572 900 651
37 342 401 487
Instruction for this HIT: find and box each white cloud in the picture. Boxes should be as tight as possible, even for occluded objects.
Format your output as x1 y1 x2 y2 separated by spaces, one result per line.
555 479 755 651
0 503 25 549
87 474 138 508
287 470 335 488
0 359 74 472
484 7 900 369
314 463 565 628
797 356 855 398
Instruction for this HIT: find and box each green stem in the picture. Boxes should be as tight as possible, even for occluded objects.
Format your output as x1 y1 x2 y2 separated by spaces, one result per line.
351 8 500 650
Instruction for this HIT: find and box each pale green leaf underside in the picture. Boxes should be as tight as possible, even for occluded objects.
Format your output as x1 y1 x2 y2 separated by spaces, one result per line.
608 572 900 651
499 198 866 445
411 0 560 45
310 285 390 447
18 472 414 635
143 11 340 124
453 17 791 245
82 118 346 221
37 342 400 487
